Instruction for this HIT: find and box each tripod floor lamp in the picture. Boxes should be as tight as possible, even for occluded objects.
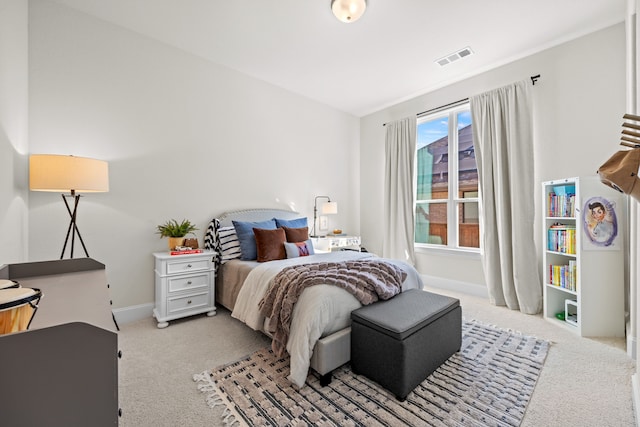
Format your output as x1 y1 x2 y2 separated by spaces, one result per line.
29 154 109 259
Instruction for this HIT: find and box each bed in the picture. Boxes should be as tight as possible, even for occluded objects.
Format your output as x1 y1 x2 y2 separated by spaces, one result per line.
205 208 424 388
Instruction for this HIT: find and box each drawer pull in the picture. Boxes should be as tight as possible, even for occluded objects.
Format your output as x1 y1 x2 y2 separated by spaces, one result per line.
187 300 192 304
187 281 192 285
186 264 192 268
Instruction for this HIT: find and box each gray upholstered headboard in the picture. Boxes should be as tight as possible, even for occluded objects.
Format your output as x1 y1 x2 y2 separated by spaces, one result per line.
204 208 308 256
204 209 308 256
217 208 304 227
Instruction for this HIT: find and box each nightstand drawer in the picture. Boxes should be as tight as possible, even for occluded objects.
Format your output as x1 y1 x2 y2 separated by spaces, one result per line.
164 258 210 275
167 292 209 314
168 272 210 293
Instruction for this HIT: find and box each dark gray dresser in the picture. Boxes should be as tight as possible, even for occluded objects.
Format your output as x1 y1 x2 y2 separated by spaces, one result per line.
0 258 119 426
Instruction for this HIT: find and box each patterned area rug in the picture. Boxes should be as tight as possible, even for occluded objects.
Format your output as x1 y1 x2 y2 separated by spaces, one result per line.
193 320 549 427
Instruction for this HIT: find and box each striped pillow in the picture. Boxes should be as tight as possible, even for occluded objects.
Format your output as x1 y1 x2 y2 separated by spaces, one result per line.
219 226 241 263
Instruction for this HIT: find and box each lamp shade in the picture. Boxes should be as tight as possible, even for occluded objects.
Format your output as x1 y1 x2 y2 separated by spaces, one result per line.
29 154 109 193
331 0 366 23
321 201 338 215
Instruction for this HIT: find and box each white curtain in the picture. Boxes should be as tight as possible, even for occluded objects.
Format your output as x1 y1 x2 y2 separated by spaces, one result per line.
383 116 417 265
470 80 542 314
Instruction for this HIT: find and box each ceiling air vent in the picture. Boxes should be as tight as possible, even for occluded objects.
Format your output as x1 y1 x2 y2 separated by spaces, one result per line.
435 47 474 67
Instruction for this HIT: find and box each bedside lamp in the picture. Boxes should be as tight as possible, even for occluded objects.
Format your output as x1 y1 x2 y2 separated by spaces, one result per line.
311 196 338 237
29 154 109 259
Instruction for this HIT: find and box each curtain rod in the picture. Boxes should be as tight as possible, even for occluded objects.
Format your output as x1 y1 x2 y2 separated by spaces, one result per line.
416 98 468 118
383 74 541 126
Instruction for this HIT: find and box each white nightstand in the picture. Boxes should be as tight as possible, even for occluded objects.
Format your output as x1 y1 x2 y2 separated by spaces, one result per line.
153 250 216 328
311 235 361 253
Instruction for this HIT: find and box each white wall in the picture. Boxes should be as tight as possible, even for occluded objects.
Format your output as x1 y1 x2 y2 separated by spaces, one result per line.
628 0 640 418
14 2 629 316
28 1 360 310
360 23 626 292
0 0 29 264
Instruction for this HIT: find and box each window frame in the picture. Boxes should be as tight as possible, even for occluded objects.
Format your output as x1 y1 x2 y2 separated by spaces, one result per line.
414 102 481 254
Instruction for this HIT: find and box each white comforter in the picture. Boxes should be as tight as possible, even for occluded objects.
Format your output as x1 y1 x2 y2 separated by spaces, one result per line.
231 251 424 387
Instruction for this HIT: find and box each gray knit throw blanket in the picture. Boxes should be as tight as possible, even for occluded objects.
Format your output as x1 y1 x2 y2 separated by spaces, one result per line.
258 259 407 357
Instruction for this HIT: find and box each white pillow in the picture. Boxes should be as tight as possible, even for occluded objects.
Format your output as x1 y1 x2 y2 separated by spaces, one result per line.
219 226 241 263
284 239 315 258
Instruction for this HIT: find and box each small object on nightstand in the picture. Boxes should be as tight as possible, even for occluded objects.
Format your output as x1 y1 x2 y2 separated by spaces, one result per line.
311 235 361 252
170 247 203 255
183 237 199 249
333 229 342 235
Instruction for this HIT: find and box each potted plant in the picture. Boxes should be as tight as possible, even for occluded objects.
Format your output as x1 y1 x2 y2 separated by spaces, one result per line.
156 219 198 250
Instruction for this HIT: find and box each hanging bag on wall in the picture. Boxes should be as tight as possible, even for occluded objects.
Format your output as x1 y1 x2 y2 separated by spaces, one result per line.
597 148 640 201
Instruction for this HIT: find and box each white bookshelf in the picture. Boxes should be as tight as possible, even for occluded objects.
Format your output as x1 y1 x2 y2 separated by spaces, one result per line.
542 176 625 337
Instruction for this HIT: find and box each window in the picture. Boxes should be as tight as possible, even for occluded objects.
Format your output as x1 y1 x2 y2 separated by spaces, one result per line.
415 104 480 250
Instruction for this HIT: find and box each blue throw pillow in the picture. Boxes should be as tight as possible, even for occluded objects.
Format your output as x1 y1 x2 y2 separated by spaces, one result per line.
232 219 277 260
274 217 308 228
284 239 315 258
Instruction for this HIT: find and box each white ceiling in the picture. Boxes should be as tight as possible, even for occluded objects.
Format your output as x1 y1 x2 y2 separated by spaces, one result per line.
50 0 626 117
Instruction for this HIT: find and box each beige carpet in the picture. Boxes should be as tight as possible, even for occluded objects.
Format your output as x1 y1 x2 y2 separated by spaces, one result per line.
194 320 549 426
117 287 636 426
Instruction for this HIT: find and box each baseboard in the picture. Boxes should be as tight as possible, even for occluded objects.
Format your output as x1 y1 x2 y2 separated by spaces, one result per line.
632 373 640 426
422 274 488 298
112 303 154 326
114 277 487 325
628 321 637 360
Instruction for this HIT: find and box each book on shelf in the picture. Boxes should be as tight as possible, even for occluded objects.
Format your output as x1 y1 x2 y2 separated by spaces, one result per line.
548 260 577 291
549 222 575 228
170 248 203 255
547 224 576 254
546 190 576 217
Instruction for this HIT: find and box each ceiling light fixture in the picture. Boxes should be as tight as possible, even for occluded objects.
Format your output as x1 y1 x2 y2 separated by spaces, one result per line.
331 0 367 23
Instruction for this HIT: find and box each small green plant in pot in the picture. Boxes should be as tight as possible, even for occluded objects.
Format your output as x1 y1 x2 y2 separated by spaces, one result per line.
156 219 198 250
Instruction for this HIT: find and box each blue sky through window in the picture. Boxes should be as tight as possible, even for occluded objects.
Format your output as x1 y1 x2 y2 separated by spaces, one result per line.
417 110 471 149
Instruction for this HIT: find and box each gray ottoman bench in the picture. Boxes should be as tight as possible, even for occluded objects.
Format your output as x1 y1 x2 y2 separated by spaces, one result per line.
350 289 461 401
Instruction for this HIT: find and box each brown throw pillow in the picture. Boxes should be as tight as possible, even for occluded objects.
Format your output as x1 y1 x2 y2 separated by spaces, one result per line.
283 226 309 243
253 227 286 262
